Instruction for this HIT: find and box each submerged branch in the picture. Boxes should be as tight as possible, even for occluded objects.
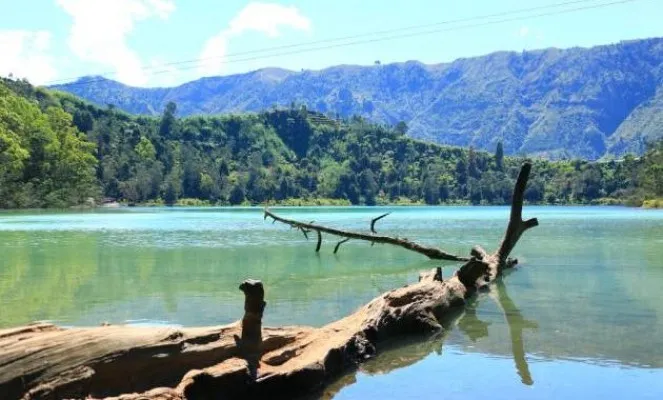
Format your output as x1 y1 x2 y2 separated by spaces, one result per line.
315 230 322 252
333 238 351 254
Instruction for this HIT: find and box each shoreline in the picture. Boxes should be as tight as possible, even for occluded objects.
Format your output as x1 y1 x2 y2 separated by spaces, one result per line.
0 202 658 213
2 196 663 212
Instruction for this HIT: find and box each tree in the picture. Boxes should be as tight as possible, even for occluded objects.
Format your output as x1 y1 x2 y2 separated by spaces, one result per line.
641 141 663 196
468 147 481 179
495 141 504 171
423 176 440 204
455 159 468 186
359 169 378 205
229 184 245 205
135 137 156 161
163 180 179 205
395 121 408 135
73 110 94 133
337 172 360 205
218 159 229 177
199 172 217 200
159 102 178 138
182 161 202 198
276 177 290 200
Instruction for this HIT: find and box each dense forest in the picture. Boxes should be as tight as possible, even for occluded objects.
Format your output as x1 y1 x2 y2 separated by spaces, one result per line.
1 77 662 209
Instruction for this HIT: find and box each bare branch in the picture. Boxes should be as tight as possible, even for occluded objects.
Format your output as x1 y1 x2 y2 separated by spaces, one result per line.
333 238 350 254
455 162 539 288
370 212 391 233
315 230 322 252
264 209 468 261
299 227 309 240
496 162 540 267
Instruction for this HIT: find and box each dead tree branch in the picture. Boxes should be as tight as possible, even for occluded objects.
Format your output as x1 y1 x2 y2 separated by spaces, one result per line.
333 238 350 254
315 230 322 252
370 212 390 233
496 162 539 268
264 209 468 261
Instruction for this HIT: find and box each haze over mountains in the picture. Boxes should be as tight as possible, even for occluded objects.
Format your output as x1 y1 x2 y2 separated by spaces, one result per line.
54 37 663 160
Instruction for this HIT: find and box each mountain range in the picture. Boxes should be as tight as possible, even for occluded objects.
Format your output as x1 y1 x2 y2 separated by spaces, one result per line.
53 37 663 160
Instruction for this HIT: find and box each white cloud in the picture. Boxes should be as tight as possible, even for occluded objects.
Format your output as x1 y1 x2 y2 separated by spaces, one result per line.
146 0 176 19
0 30 57 85
518 26 530 37
199 2 311 77
56 0 175 86
228 2 311 37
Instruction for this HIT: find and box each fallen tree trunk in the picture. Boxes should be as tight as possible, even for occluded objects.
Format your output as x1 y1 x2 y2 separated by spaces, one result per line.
320 277 537 399
0 163 539 400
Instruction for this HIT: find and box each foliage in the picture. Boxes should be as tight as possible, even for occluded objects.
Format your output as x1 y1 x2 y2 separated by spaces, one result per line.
2 78 662 208
0 79 98 208
642 199 663 209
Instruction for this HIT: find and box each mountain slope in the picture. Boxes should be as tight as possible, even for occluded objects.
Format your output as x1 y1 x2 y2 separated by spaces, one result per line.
53 38 663 160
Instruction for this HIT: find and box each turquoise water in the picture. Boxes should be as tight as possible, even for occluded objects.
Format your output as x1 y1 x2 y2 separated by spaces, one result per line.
1 206 662 398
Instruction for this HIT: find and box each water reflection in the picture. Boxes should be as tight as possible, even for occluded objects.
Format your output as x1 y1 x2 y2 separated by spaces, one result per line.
315 278 537 399
2 207 663 370
490 279 538 385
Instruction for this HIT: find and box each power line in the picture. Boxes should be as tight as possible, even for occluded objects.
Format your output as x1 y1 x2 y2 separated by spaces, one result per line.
54 0 645 86
45 0 611 85
51 0 648 88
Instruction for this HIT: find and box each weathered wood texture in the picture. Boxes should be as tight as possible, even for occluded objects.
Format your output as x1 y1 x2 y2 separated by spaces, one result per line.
0 163 538 400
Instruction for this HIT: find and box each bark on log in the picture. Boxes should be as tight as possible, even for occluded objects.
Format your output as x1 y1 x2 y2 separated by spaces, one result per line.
0 163 539 400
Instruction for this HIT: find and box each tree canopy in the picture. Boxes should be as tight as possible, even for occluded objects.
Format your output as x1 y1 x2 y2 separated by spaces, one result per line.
0 80 97 208
0 77 660 208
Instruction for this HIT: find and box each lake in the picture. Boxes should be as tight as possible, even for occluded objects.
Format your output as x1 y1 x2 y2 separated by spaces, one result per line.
1 206 662 399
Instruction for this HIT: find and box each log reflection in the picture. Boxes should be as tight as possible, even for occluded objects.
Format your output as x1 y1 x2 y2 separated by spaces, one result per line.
311 278 537 399
490 279 539 385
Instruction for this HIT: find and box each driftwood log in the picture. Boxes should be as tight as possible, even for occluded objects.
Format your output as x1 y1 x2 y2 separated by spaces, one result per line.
0 163 539 400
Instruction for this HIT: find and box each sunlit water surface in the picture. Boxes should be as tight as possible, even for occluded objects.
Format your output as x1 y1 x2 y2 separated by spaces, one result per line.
1 206 662 399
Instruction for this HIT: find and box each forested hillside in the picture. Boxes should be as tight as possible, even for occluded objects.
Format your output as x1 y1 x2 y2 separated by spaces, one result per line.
1 78 661 209
54 37 663 160
0 80 98 208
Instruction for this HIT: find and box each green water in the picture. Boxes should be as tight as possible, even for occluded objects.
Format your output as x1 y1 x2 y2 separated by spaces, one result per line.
1 206 662 398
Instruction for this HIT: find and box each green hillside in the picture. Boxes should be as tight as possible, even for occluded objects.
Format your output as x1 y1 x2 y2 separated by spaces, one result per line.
2 77 661 209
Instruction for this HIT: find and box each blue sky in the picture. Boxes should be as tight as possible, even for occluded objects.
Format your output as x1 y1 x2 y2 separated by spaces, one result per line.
1 0 662 87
